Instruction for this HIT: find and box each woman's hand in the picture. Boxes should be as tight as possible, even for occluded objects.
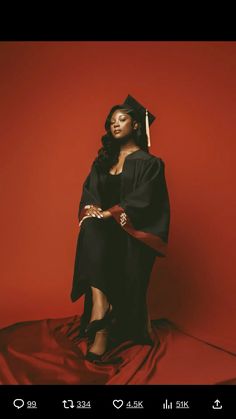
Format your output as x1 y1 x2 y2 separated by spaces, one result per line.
84 205 112 220
84 205 103 218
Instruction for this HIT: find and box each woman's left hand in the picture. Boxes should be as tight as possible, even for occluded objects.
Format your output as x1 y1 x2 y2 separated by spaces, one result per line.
84 205 103 218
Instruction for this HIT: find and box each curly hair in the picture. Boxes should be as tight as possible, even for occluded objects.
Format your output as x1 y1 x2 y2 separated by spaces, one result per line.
93 104 149 174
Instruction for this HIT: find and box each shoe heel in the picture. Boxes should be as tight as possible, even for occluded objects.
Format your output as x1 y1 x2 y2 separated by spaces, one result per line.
85 351 103 363
84 304 113 340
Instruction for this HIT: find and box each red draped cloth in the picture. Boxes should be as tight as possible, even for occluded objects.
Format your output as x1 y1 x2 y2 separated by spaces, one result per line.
0 316 236 385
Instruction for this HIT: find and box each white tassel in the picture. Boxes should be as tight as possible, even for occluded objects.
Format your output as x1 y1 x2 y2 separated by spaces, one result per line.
145 109 151 147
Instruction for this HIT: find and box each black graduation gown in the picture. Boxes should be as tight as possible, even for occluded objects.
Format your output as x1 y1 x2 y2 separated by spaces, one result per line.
71 149 170 344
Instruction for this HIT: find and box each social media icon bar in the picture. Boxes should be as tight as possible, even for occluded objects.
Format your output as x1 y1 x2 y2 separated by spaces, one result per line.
13 399 24 409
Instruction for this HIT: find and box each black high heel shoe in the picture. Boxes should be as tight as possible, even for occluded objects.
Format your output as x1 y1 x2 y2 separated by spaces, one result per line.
85 330 122 364
85 351 104 363
85 330 109 363
84 304 113 341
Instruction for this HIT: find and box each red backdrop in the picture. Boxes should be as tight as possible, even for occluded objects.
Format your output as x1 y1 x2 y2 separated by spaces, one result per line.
0 42 235 354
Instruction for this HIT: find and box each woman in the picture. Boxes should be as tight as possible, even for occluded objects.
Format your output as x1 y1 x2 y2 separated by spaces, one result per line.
71 95 170 363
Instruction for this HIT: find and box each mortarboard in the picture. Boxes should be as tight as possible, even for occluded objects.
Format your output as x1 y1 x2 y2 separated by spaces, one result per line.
122 94 156 147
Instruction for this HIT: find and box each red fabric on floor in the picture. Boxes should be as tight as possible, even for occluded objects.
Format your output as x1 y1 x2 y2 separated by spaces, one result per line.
0 316 235 385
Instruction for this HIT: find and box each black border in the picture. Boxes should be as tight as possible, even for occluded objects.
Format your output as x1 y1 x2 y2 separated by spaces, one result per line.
0 384 234 415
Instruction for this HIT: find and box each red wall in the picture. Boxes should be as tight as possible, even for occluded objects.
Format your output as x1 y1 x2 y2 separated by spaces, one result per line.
0 42 235 353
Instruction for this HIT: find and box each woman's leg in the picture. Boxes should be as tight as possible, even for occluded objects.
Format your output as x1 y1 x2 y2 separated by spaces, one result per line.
73 217 118 355
87 286 112 356
89 286 110 322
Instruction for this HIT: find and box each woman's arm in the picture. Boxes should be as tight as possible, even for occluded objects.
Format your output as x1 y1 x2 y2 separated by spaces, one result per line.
107 157 164 228
78 161 102 225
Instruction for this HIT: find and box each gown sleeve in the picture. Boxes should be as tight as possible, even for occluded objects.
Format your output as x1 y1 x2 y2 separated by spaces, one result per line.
107 157 170 256
78 161 102 227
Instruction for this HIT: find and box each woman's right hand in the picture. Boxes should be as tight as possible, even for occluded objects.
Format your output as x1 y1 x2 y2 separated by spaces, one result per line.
84 205 104 219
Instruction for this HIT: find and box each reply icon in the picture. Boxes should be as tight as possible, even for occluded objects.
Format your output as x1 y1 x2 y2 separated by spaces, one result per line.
13 399 25 409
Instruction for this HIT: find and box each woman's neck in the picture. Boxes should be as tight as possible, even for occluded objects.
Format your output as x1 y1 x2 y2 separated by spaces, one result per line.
119 143 140 156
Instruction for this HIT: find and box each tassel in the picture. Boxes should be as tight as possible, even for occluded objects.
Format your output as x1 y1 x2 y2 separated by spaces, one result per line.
145 109 151 147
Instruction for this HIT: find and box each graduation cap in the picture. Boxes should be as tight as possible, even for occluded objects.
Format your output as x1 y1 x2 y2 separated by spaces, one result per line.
122 94 156 147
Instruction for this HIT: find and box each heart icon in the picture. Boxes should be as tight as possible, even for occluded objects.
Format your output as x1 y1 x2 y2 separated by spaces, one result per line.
113 399 124 409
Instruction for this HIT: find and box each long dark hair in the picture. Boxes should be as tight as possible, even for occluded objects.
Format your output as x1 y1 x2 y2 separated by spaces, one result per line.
93 104 149 173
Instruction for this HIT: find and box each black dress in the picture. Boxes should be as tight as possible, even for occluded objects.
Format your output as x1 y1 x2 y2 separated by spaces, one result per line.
72 171 156 345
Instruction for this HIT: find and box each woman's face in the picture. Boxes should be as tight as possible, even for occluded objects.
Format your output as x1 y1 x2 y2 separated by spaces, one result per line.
109 110 138 139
